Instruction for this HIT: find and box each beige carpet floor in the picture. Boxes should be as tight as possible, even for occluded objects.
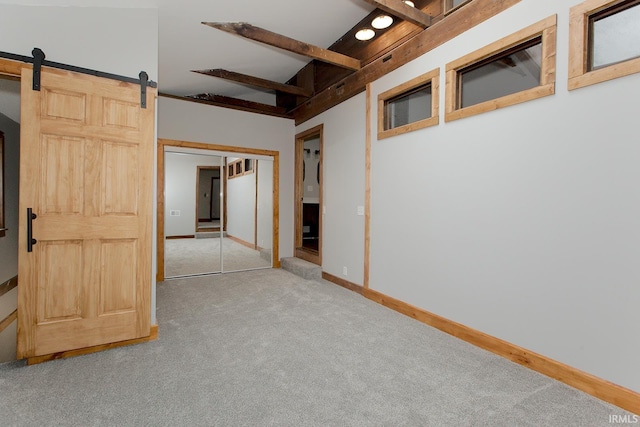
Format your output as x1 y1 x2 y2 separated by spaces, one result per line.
165 237 271 277
1 269 634 426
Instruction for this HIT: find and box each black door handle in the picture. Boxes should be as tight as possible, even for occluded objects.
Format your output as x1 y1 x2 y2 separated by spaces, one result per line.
27 208 37 252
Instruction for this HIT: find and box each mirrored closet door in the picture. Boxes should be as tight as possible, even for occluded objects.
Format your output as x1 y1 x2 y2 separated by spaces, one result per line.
163 147 273 279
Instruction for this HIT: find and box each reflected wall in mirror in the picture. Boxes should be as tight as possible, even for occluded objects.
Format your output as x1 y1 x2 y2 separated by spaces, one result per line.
164 151 224 277
223 157 273 272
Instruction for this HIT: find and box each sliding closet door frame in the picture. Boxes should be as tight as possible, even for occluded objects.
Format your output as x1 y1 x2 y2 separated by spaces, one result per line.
157 138 280 281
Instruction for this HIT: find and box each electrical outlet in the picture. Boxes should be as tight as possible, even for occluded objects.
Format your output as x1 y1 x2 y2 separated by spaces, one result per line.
343 266 348 276
357 206 364 216
170 210 180 216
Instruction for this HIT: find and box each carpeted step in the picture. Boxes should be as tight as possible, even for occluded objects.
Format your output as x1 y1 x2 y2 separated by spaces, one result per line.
195 231 227 239
280 257 322 280
260 248 272 263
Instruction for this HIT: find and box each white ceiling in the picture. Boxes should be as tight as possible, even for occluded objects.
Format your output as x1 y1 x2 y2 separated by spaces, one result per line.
0 0 375 112
157 0 374 105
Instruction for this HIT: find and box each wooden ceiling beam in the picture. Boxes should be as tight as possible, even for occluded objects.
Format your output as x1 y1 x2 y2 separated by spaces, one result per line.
160 92 293 119
202 22 361 71
363 0 432 28
193 68 313 98
292 0 520 125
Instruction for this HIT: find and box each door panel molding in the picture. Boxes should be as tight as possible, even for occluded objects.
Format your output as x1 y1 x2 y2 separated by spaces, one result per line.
17 66 155 359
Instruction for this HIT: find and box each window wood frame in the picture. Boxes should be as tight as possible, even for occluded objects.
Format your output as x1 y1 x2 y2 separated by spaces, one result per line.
243 158 254 175
444 0 473 15
568 0 640 90
377 68 440 140
445 15 557 123
0 131 4 238
228 158 255 179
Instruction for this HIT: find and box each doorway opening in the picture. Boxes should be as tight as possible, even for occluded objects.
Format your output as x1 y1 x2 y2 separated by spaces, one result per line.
196 166 222 233
295 125 323 266
0 71 21 364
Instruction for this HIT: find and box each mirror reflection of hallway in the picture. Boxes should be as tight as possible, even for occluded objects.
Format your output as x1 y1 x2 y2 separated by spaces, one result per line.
163 148 273 278
196 166 221 232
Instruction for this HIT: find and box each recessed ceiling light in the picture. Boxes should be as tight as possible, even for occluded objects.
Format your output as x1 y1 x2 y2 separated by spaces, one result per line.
371 14 393 30
403 0 415 6
355 28 375 41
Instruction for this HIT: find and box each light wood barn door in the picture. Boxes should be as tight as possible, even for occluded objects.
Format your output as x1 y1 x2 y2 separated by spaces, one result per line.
17 66 155 359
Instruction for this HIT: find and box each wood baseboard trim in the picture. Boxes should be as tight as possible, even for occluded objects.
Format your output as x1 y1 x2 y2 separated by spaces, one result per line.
362 288 640 415
0 275 18 298
166 235 195 240
27 324 159 366
0 309 17 334
322 272 364 295
295 249 320 265
226 234 255 249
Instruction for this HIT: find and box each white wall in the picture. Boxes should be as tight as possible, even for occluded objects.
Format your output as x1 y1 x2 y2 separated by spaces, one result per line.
0 112 20 363
227 171 256 244
158 97 295 260
296 94 367 285
362 0 640 392
165 152 221 236
0 4 158 82
0 79 20 123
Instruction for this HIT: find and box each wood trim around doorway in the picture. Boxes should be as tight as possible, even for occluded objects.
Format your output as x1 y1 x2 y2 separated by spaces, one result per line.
294 125 323 266
157 138 280 282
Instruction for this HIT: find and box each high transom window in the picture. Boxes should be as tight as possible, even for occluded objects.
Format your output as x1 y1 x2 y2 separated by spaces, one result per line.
377 68 440 140
569 0 640 90
589 0 640 70
445 15 556 122
458 38 542 109
385 84 432 129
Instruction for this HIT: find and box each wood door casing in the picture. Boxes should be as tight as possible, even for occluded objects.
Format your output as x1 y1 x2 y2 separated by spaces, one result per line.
17 66 155 358
294 125 323 266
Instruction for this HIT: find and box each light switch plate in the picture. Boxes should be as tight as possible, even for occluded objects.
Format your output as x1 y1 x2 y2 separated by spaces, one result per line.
357 206 365 216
